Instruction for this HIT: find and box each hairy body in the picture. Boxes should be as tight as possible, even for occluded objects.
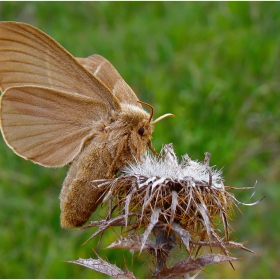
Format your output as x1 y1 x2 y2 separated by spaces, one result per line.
60 105 152 228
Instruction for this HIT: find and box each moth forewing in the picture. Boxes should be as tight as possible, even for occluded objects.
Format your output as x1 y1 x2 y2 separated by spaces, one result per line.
0 21 120 110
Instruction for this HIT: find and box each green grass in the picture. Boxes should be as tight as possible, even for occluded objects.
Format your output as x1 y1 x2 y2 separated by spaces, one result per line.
0 1 280 278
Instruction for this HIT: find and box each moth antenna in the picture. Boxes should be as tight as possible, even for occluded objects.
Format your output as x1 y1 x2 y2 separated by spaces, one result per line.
152 113 175 124
137 100 154 123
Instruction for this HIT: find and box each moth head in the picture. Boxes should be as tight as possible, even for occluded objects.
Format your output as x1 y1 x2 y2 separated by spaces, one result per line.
136 100 174 140
111 101 174 160
116 103 153 141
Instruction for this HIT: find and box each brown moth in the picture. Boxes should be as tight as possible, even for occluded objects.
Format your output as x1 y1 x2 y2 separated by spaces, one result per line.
0 22 174 228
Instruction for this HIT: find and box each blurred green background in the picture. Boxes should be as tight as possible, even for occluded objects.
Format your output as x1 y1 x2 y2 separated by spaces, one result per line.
0 1 279 278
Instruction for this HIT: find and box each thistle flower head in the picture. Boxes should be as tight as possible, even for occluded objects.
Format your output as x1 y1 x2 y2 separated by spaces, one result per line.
76 143 263 278
87 144 247 252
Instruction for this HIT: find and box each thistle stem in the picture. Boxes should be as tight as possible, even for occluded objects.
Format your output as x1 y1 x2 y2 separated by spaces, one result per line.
153 223 176 273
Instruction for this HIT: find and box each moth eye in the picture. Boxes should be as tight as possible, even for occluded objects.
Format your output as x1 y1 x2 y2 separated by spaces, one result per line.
138 127 145 136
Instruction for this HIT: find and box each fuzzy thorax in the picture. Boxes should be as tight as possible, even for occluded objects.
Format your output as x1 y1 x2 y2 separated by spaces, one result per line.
116 103 153 134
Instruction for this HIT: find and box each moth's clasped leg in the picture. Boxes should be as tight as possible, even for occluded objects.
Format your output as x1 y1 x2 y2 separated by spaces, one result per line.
148 140 163 158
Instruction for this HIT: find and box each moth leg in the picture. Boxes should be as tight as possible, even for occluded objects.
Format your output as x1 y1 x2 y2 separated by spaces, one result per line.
106 134 128 178
148 140 163 158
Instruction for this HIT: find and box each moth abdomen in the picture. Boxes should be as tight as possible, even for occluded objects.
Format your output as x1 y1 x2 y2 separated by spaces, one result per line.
59 140 112 228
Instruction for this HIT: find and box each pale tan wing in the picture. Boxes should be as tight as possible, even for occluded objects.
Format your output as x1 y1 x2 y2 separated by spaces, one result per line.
0 22 121 167
76 55 141 107
0 22 120 111
1 86 109 167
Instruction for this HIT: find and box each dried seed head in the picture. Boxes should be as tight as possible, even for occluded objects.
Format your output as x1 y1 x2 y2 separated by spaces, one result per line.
88 144 234 250
81 143 263 277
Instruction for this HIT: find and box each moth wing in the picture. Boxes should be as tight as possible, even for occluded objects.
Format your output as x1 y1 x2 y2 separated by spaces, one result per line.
0 22 120 109
76 55 142 107
0 21 121 167
1 86 109 167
